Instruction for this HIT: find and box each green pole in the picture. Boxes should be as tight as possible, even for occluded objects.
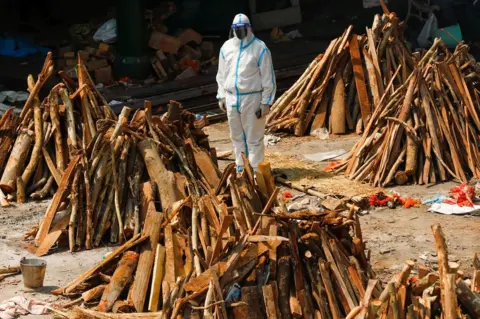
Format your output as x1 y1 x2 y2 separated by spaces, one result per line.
114 0 151 79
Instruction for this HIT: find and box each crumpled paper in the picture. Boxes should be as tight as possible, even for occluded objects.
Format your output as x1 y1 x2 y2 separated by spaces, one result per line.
0 296 50 319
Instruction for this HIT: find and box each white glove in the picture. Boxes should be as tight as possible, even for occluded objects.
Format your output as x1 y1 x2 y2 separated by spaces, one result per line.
218 98 226 112
259 104 270 119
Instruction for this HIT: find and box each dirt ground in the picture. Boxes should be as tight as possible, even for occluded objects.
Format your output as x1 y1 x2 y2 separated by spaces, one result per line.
0 122 479 318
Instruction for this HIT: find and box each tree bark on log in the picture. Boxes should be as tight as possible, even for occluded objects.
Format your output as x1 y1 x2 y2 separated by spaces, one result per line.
331 69 347 134
138 139 179 212
0 131 33 192
16 177 26 204
98 251 139 312
456 278 480 317
49 92 65 172
22 96 43 186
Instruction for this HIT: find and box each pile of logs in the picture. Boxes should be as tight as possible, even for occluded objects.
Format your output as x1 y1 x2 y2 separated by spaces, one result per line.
51 190 480 319
335 40 480 186
52 158 380 318
267 11 415 136
0 53 219 255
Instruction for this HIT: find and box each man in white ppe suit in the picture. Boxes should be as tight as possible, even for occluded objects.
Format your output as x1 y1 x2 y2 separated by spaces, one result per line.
216 13 276 172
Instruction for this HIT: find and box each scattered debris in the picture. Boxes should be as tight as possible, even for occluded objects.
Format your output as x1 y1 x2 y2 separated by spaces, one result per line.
369 192 421 209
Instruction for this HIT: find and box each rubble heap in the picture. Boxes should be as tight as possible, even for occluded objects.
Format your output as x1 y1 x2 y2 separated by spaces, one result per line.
267 12 416 136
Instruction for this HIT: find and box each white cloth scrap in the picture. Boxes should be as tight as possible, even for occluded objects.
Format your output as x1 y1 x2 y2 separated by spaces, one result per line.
429 203 480 215
0 296 50 319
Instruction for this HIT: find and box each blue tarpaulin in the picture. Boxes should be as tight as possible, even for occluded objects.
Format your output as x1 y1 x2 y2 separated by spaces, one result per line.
0 37 49 58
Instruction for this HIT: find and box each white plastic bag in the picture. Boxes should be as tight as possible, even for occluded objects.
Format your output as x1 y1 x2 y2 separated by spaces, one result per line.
93 19 117 44
417 13 438 48
310 127 329 140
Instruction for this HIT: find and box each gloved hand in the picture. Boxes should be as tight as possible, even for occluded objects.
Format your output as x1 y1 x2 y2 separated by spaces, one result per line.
256 104 271 119
218 98 226 112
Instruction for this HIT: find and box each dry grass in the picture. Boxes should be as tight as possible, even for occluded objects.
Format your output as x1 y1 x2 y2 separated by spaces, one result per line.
266 152 383 197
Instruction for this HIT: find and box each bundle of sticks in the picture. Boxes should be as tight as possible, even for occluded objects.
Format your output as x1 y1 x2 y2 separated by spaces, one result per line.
266 11 415 137
51 158 380 318
335 40 480 186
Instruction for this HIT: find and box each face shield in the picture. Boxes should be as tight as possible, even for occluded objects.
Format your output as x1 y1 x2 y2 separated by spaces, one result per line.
230 23 249 40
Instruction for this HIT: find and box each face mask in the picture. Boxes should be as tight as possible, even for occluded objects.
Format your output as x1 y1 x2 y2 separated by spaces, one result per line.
232 26 248 40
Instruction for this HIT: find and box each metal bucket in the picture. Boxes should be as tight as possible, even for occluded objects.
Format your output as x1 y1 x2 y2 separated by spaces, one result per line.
20 257 46 289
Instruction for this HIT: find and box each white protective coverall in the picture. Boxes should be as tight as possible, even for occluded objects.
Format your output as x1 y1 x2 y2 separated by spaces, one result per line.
216 14 276 170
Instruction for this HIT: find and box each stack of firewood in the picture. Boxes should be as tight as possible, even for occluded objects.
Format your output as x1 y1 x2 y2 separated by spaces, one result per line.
0 53 219 255
267 12 415 136
50 195 480 319
50 158 380 318
335 40 480 186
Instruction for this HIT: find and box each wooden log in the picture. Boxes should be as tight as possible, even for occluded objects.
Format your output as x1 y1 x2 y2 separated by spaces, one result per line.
319 260 342 319
138 140 179 212
368 300 382 319
98 251 139 312
193 146 220 188
16 177 26 204
110 107 131 143
129 182 164 312
350 35 371 125
36 213 70 256
276 243 292 319
83 159 94 250
77 58 94 144
41 148 62 186
19 53 53 120
388 282 400 319
263 282 281 319
412 273 439 295
53 234 146 295
293 40 337 136
94 178 115 247
405 118 417 176
444 271 458 319
431 223 457 319
148 244 166 312
289 293 302 318
22 97 43 186
82 285 107 302
456 278 480 317
49 92 65 172
331 68 347 134
59 88 78 152
310 95 330 134
233 286 265 319
0 131 33 192
472 253 480 293
257 161 275 197
35 155 80 246
0 109 19 177
0 266 21 275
